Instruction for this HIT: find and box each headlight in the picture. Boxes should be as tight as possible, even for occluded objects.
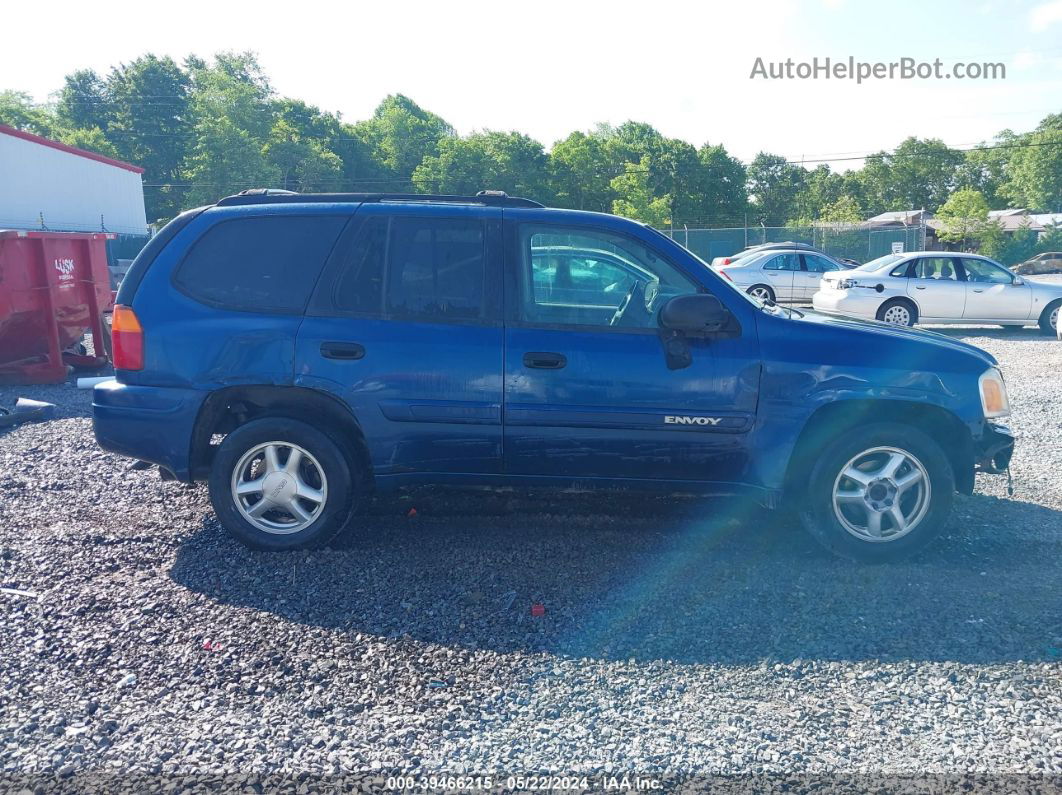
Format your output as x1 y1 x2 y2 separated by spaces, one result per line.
979 368 1011 418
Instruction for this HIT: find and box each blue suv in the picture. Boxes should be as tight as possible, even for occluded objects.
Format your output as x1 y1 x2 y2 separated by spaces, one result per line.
93 190 1015 561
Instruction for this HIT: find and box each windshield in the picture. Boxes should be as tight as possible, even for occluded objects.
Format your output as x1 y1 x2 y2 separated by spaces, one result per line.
855 253 906 272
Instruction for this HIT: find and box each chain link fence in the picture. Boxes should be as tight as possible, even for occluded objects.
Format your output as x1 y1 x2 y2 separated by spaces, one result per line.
660 224 927 265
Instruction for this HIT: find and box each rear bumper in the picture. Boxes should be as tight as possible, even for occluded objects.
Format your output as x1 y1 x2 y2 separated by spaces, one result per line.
975 421 1015 474
92 380 206 480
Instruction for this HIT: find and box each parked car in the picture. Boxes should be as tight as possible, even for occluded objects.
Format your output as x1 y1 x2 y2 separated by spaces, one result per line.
93 191 1014 562
713 248 849 302
812 251 1062 334
709 241 821 269
1014 251 1062 276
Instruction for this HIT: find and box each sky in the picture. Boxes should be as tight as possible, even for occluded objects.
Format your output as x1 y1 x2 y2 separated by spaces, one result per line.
3 0 1061 172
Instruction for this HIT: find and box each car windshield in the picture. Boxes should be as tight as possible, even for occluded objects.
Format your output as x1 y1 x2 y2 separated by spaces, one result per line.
855 253 906 272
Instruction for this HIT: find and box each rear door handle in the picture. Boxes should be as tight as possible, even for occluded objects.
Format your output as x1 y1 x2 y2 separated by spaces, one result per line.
915 286 927 290
523 351 566 369
972 288 985 293
320 341 365 360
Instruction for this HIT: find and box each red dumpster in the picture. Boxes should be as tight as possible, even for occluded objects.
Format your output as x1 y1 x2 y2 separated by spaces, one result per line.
0 230 115 384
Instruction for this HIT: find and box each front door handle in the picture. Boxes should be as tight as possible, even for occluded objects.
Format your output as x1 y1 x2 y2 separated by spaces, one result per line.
972 288 985 293
523 351 566 369
320 341 365 360
915 286 927 290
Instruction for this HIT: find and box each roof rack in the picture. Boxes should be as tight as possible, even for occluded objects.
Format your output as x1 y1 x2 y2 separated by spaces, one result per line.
216 189 544 209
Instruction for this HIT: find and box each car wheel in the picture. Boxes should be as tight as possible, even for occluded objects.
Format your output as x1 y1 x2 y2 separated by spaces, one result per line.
799 423 954 562
208 417 358 550
1038 299 1061 336
747 284 775 302
876 299 918 327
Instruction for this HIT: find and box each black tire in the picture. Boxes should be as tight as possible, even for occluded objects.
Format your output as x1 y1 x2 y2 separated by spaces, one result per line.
799 423 954 562
747 284 775 302
875 298 918 327
1038 299 1061 336
208 417 359 551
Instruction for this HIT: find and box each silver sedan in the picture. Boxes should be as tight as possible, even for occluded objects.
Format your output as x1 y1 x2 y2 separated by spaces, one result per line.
813 252 1062 334
713 248 848 303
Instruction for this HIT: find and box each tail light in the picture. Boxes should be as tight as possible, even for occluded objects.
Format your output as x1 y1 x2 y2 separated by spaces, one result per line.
722 257 732 266
111 305 144 370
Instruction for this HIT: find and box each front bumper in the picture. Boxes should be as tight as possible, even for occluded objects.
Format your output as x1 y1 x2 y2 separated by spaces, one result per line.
975 421 1015 474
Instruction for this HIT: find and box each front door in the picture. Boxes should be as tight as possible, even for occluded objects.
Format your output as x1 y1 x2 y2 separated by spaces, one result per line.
502 220 761 484
296 204 504 476
959 257 1032 321
906 256 967 319
760 252 799 301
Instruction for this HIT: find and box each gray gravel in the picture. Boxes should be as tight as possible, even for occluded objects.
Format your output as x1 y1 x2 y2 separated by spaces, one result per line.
0 327 1060 791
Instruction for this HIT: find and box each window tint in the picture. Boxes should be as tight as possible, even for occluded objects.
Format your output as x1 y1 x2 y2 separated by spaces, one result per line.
804 254 840 273
914 257 958 281
890 261 915 277
763 253 800 271
333 217 387 313
518 226 698 328
962 258 1013 284
175 216 345 313
386 217 485 320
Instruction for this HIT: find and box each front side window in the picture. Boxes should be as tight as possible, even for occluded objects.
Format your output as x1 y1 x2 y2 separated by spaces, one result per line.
914 257 959 281
763 253 801 271
962 258 1013 284
175 215 346 313
517 226 698 328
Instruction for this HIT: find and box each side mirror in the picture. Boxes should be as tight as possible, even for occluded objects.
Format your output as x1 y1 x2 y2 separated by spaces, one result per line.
659 294 731 337
1013 276 1025 286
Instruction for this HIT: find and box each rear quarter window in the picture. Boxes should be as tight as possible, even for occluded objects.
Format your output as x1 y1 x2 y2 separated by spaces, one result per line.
174 215 346 313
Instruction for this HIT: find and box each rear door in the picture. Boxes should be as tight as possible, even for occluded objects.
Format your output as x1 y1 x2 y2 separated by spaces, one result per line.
905 256 966 319
296 203 504 476
959 257 1032 321
760 253 799 301
502 218 761 484
798 253 843 299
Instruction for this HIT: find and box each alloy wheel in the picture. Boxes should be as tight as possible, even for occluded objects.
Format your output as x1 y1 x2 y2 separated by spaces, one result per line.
831 446 931 543
230 441 328 535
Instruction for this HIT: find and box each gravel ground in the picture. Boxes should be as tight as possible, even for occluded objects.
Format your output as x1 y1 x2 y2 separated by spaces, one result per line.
0 323 1060 791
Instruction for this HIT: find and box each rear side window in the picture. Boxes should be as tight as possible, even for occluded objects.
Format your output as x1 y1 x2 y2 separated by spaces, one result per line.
386 217 485 320
174 216 346 313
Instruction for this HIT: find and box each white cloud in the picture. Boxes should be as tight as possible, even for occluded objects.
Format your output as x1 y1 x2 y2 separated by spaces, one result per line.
1029 0 1062 30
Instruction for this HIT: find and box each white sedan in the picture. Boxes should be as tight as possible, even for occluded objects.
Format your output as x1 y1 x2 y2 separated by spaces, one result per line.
812 251 1062 334
713 248 848 302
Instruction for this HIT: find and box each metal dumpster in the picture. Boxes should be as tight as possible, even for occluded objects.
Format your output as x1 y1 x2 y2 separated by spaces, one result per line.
0 230 115 384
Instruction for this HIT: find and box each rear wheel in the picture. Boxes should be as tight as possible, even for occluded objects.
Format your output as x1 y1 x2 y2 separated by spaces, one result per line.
747 284 775 302
1038 299 1061 336
799 423 954 562
208 417 359 550
876 298 917 327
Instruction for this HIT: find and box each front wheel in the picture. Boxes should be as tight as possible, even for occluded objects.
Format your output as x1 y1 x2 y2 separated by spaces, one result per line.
208 417 358 550
799 423 954 562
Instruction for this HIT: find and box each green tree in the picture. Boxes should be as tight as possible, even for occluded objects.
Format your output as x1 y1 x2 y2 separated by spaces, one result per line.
935 187 991 251
858 137 961 213
746 153 807 225
549 130 613 211
610 157 671 227
354 94 453 185
819 195 863 223
412 130 550 198
263 118 342 192
58 127 121 160
183 116 280 207
0 90 61 137
697 143 747 225
55 69 112 131
1001 115 1062 211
